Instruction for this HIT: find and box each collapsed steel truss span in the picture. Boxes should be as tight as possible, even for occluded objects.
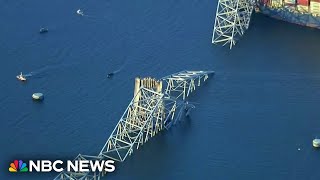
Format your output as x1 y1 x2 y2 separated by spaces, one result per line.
54 70 214 180
212 0 255 49
162 70 213 100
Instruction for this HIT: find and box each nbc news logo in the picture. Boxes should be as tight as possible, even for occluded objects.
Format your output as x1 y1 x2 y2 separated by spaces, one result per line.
9 159 115 173
9 160 28 172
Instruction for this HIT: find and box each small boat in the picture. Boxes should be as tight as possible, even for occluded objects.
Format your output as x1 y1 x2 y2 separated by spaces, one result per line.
39 28 48 34
107 72 114 78
313 139 320 148
32 93 44 101
77 9 84 16
16 72 26 81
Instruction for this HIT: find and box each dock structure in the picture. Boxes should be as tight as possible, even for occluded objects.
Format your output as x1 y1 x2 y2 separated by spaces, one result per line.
54 70 214 180
212 0 255 49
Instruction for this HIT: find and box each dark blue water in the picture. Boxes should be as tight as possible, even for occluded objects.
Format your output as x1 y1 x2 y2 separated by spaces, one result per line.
1 0 320 179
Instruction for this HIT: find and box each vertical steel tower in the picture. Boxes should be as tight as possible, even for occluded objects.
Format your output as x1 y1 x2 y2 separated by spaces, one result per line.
212 0 255 49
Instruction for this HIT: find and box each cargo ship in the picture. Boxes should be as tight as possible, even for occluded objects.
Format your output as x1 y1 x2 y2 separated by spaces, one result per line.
256 0 320 29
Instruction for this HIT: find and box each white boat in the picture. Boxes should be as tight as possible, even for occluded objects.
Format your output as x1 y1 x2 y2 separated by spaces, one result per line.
313 139 320 148
77 9 84 16
39 27 48 34
32 93 44 100
16 72 26 81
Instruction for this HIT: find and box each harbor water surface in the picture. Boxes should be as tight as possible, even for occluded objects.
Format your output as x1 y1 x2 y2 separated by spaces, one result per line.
1 0 320 179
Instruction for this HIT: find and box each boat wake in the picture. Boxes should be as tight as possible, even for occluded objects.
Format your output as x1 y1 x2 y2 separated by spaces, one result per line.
23 73 33 77
82 15 110 22
24 62 77 78
112 62 126 74
76 9 109 21
106 42 130 78
109 57 129 76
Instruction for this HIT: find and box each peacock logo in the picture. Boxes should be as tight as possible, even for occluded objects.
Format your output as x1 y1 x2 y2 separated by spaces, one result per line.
9 160 28 172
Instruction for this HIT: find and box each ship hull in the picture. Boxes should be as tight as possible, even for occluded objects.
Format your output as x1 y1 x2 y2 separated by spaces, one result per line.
257 4 320 29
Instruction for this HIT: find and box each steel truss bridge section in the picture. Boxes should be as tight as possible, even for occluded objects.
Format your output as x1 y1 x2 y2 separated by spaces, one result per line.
99 87 172 162
212 0 255 49
161 70 215 100
54 70 214 180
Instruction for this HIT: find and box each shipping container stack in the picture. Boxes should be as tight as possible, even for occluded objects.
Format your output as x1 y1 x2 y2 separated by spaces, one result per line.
271 0 284 8
284 0 296 4
284 0 296 10
297 0 309 13
310 0 320 15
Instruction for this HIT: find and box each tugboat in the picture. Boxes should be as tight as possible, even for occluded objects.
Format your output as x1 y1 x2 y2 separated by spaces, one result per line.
16 72 26 81
76 9 84 16
39 27 48 34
